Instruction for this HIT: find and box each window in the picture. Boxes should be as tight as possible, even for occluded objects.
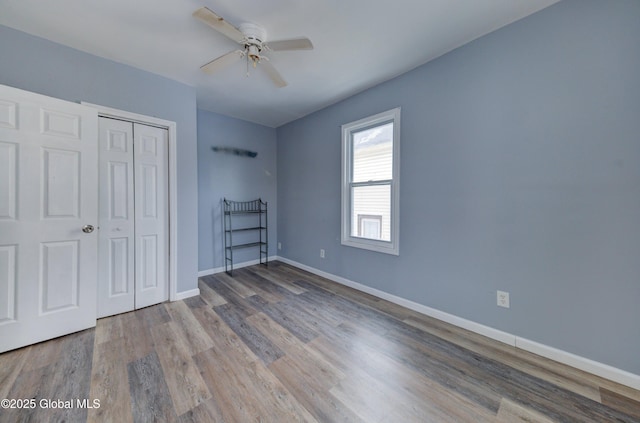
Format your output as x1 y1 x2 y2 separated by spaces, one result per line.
341 108 400 255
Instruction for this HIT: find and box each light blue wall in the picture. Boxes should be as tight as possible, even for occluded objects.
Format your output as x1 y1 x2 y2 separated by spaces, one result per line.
0 25 199 293
277 0 640 374
197 109 277 272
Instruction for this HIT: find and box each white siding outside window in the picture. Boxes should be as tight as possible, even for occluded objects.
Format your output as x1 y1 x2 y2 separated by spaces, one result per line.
341 108 400 255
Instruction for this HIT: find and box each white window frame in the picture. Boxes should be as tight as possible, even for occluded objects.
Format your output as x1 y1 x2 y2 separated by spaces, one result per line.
341 107 400 255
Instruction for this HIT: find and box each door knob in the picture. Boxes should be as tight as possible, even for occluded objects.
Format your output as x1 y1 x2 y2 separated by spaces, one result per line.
82 224 95 233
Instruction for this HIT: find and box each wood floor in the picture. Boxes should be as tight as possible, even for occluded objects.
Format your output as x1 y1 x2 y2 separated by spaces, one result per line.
1 261 639 422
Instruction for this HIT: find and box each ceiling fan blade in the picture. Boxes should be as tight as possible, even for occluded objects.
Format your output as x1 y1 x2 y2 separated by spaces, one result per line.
200 50 244 74
193 7 245 44
261 60 287 88
267 37 313 52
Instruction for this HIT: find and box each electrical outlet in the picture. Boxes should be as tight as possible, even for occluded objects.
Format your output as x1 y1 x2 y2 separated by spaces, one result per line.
497 291 510 308
320 249 325 259
277 242 282 250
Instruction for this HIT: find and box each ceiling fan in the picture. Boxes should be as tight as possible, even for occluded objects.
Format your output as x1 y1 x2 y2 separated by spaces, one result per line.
193 7 313 87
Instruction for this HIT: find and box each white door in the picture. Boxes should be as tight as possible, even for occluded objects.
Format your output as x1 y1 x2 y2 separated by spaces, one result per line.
97 118 135 317
97 118 168 317
133 123 169 309
0 84 98 353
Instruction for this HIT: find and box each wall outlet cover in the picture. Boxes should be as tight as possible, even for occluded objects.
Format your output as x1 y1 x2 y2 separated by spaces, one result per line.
497 290 510 308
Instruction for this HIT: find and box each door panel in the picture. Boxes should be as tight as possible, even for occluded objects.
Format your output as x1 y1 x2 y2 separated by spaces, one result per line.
109 162 130 219
0 84 98 353
40 240 79 312
42 148 80 218
0 245 16 322
134 123 168 309
109 237 129 295
0 142 17 219
97 118 135 318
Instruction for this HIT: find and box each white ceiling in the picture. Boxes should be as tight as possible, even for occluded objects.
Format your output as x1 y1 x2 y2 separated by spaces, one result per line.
0 0 559 127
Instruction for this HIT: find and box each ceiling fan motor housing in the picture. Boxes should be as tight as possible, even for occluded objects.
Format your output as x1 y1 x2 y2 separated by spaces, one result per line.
239 23 266 46
239 23 266 64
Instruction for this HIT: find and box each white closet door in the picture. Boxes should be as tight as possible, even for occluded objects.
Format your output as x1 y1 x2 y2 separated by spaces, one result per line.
97 119 168 316
0 84 98 353
133 123 168 309
97 118 135 318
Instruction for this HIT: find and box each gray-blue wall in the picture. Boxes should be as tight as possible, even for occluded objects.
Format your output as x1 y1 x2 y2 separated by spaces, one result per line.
197 109 277 272
277 0 640 374
0 25 199 294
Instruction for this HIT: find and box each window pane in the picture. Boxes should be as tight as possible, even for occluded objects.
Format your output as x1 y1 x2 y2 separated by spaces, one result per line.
351 184 391 241
352 122 393 183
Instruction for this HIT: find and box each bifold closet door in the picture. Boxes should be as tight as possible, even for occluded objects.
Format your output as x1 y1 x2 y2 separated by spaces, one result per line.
97 117 168 318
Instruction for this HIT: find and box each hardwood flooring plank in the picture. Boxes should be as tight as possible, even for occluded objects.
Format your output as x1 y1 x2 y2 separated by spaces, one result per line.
95 313 124 345
177 398 226 423
182 295 208 309
26 329 95 423
88 337 134 423
295 280 397 334
382 322 638 422
150 321 211 416
193 347 267 422
127 351 178 423
404 316 603 402
2 365 48 423
136 303 172 328
598 379 640 403
164 301 214 356
269 355 364 423
600 387 640 420
20 335 65 372
197 278 227 307
214 302 285 365
247 296 320 343
214 271 256 298
495 398 557 423
290 268 409 320
311 331 496 423
247 312 344 387
120 310 156 363
234 267 291 303
194 310 317 422
252 265 308 294
45 330 93 420
329 366 407 422
0 346 31 399
203 275 258 318
190 306 258 365
238 358 319 422
326 321 505 412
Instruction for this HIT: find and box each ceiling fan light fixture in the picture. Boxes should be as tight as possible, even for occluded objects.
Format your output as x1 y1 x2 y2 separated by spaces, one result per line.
194 7 313 88
247 44 261 66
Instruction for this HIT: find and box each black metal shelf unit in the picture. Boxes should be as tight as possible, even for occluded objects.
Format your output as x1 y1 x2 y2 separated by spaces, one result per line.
223 198 268 275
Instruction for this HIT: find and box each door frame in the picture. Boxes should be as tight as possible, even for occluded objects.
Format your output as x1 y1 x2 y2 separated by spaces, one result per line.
83 102 179 302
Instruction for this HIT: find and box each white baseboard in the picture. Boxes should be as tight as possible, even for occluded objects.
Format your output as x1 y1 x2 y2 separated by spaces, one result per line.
174 288 200 301
276 256 640 391
198 256 278 278
515 337 640 391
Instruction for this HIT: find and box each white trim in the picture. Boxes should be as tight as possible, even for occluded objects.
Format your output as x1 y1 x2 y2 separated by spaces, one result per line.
198 256 279 278
516 338 640 391
174 288 200 301
276 256 640 391
341 107 400 255
82 102 179 303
